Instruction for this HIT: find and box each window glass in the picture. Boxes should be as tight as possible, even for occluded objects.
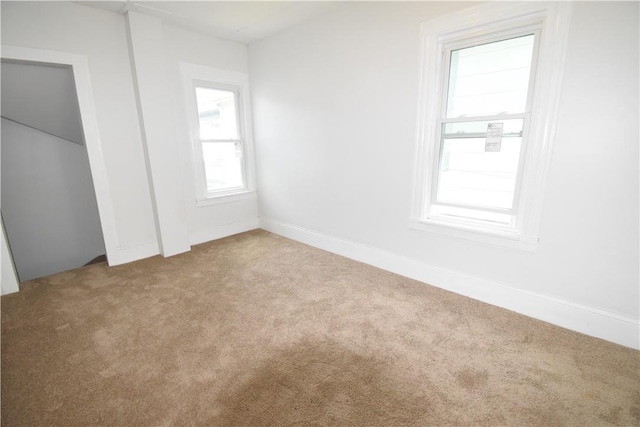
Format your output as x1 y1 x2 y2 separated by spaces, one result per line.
436 119 523 210
202 142 244 192
446 35 535 118
195 87 238 140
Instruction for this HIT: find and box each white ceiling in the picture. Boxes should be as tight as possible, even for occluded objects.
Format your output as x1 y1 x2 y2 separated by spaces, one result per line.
77 1 342 44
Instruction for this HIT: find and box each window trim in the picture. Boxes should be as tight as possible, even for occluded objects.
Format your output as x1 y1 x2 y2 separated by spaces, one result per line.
180 63 256 206
410 2 572 251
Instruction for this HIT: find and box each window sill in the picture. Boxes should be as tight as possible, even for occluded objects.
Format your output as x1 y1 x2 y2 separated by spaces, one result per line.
196 190 256 208
409 217 539 252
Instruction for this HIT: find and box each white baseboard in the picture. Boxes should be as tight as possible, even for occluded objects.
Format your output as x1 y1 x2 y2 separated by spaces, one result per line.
104 217 259 266
106 241 159 266
260 218 640 350
189 217 259 246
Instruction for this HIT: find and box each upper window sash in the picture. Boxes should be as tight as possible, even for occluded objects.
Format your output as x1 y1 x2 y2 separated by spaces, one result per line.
439 29 540 119
193 81 244 143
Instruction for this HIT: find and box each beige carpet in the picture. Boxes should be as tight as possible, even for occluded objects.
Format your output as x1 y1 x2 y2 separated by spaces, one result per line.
1 229 638 426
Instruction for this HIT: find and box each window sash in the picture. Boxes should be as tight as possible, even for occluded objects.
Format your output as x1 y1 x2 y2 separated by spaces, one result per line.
431 114 529 216
193 83 243 141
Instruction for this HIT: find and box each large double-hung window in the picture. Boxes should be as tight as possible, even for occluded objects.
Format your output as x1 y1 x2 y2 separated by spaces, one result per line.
411 3 572 250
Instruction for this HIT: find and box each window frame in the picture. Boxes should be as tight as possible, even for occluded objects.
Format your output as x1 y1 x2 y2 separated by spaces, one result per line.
433 29 540 219
180 63 256 207
410 2 572 251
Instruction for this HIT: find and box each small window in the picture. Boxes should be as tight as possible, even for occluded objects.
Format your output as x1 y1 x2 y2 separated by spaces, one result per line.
181 64 255 205
411 2 572 250
195 85 245 194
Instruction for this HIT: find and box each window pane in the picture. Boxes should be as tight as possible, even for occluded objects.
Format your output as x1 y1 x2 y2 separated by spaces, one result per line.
446 35 535 118
202 142 244 193
195 87 238 140
437 120 523 210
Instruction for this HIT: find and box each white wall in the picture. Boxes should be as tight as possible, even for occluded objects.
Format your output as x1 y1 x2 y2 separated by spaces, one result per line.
1 2 158 260
126 12 191 257
162 24 259 245
249 2 639 347
1 61 84 146
1 118 105 282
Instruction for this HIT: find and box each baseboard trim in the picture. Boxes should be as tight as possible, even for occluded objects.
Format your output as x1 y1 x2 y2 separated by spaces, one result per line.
189 217 260 246
104 217 260 266
260 218 640 350
107 241 159 266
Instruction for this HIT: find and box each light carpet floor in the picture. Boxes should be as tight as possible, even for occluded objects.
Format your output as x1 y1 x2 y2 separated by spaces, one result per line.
1 229 639 426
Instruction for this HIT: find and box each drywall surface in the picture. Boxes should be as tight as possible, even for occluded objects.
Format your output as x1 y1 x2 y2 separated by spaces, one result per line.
1 1 158 259
1 119 105 282
1 62 84 146
162 23 259 244
249 1 639 333
126 12 190 256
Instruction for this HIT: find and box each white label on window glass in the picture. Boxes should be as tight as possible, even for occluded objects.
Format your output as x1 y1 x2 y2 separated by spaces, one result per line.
485 123 503 152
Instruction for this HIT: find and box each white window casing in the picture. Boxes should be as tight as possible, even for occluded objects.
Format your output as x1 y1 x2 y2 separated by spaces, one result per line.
410 2 572 251
180 63 256 207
